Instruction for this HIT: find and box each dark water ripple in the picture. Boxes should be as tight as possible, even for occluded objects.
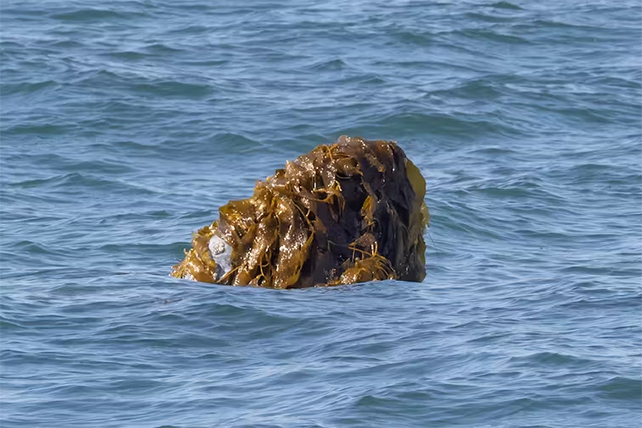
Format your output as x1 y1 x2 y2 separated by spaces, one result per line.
1 0 641 427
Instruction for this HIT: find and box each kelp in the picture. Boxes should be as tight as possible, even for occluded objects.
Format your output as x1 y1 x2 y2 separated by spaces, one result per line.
171 135 428 288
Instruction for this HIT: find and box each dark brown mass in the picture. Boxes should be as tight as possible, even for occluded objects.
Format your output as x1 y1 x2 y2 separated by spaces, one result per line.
171 136 428 288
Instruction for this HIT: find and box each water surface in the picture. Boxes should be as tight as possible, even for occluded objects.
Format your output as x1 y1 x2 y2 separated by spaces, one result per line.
1 1 641 427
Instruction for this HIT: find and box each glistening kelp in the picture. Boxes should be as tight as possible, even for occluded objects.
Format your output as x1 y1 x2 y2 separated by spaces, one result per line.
171 136 428 288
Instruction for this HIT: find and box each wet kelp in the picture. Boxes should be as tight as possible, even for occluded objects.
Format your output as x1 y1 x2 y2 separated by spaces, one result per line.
171 136 428 288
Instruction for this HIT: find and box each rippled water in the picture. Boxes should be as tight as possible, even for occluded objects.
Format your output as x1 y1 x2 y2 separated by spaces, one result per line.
1 1 641 427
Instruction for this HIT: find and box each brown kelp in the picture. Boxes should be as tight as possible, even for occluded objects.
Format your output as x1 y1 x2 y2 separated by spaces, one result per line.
171 136 428 288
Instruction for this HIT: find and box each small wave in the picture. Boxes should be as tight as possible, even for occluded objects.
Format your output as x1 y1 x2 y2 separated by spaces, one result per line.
465 12 517 24
457 28 530 45
11 240 58 257
203 132 265 154
531 19 607 31
430 78 503 100
99 242 193 256
508 351 597 368
488 1 522 10
465 177 564 202
4 122 72 136
166 25 211 35
306 58 349 72
0 317 31 331
7 172 168 200
112 140 159 153
597 376 642 401
179 59 230 67
106 51 150 61
2 80 60 96
132 81 212 99
57 159 135 175
468 147 519 156
336 112 521 139
391 30 433 47
50 8 139 21
143 43 183 54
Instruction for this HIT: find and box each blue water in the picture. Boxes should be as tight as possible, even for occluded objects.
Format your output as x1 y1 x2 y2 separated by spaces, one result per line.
1 1 641 427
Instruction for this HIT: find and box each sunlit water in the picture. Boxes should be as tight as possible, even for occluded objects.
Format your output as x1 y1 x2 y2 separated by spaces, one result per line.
1 1 641 427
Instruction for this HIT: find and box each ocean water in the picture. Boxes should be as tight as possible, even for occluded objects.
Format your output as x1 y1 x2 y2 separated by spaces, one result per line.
1 0 641 427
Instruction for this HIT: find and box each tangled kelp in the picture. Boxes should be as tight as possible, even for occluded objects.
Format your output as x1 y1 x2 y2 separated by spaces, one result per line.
171 136 428 288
